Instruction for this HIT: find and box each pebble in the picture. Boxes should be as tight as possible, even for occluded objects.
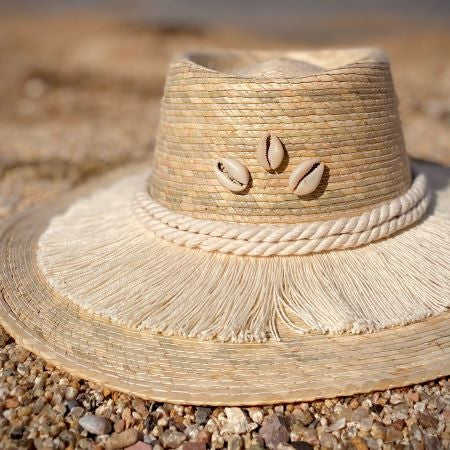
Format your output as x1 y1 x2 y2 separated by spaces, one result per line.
319 432 337 448
159 430 186 448
195 406 212 425
183 443 206 450
106 428 139 449
327 417 345 432
228 434 243 450
351 436 369 450
385 426 403 443
5 398 19 408
9 425 25 439
65 386 79 400
125 442 153 450
248 407 264 424
290 442 313 450
71 406 85 418
417 411 439 428
389 393 404 404
259 414 290 449
197 429 212 444
291 409 314 426
211 431 225 448
370 421 386 440
79 414 112 435
221 407 248 434
352 407 370 422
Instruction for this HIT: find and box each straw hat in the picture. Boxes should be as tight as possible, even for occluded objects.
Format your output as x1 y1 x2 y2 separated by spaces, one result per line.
1 47 449 405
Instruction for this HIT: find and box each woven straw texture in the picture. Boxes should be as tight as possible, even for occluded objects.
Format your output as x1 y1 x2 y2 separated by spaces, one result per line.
150 48 411 223
0 166 449 405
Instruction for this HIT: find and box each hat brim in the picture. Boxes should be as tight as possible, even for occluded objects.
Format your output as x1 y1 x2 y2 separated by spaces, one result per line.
0 163 449 405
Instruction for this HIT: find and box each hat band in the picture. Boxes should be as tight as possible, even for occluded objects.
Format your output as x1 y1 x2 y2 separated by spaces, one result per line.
132 173 430 257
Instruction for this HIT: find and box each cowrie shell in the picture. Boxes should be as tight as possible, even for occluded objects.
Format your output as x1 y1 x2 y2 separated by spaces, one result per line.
214 158 250 193
288 158 324 196
256 132 284 171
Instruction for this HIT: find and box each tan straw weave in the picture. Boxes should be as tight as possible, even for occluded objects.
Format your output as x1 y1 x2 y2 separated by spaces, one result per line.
150 48 411 223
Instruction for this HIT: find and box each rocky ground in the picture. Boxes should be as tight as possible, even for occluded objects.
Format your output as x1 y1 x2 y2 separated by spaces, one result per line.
0 14 449 450
0 329 449 450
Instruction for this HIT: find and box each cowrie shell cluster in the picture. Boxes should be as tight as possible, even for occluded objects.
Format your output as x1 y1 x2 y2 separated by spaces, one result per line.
214 158 249 192
256 132 284 171
288 157 325 196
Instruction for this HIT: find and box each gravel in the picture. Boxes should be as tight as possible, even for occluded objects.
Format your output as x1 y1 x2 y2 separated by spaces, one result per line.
0 328 448 449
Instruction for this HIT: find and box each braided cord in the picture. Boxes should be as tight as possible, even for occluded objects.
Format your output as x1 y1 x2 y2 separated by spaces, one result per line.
132 174 430 257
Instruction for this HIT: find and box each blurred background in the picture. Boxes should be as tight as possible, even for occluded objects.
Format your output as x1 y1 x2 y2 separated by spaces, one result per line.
0 0 449 216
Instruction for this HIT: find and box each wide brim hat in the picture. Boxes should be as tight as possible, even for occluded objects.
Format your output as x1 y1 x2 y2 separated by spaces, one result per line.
1 47 449 405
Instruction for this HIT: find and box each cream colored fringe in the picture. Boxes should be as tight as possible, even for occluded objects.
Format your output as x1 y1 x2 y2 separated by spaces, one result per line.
38 176 450 343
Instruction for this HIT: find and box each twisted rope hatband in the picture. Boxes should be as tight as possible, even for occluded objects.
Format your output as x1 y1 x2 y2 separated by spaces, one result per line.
132 173 430 257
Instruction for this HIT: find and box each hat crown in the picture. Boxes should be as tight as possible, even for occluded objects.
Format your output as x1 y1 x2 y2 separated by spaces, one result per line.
149 47 411 224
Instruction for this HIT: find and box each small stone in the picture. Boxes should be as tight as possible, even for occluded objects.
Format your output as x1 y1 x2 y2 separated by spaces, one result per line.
211 431 225 449
71 406 85 418
124 442 153 450
352 407 369 422
183 443 206 450
0 327 11 346
392 419 405 431
370 404 384 415
66 399 79 410
407 391 420 403
423 434 441 450
390 393 404 404
385 426 403 443
221 407 248 434
318 432 337 448
9 426 25 439
291 409 314 426
414 401 427 413
160 430 186 448
79 414 112 435
360 417 373 431
106 428 139 449
197 429 212 444
132 398 148 416
59 430 76 447
32 397 47 414
5 398 19 408
248 407 264 425
350 398 359 409
276 444 296 450
411 423 422 441
417 412 438 429
290 443 313 450
114 419 125 433
351 436 369 450
327 417 345 432
195 407 212 425
65 386 79 400
78 438 91 449
259 414 290 449
370 421 386 440
17 405 32 416
228 434 243 450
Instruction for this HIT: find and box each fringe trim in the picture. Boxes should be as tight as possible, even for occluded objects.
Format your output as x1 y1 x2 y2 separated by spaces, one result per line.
38 176 450 343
